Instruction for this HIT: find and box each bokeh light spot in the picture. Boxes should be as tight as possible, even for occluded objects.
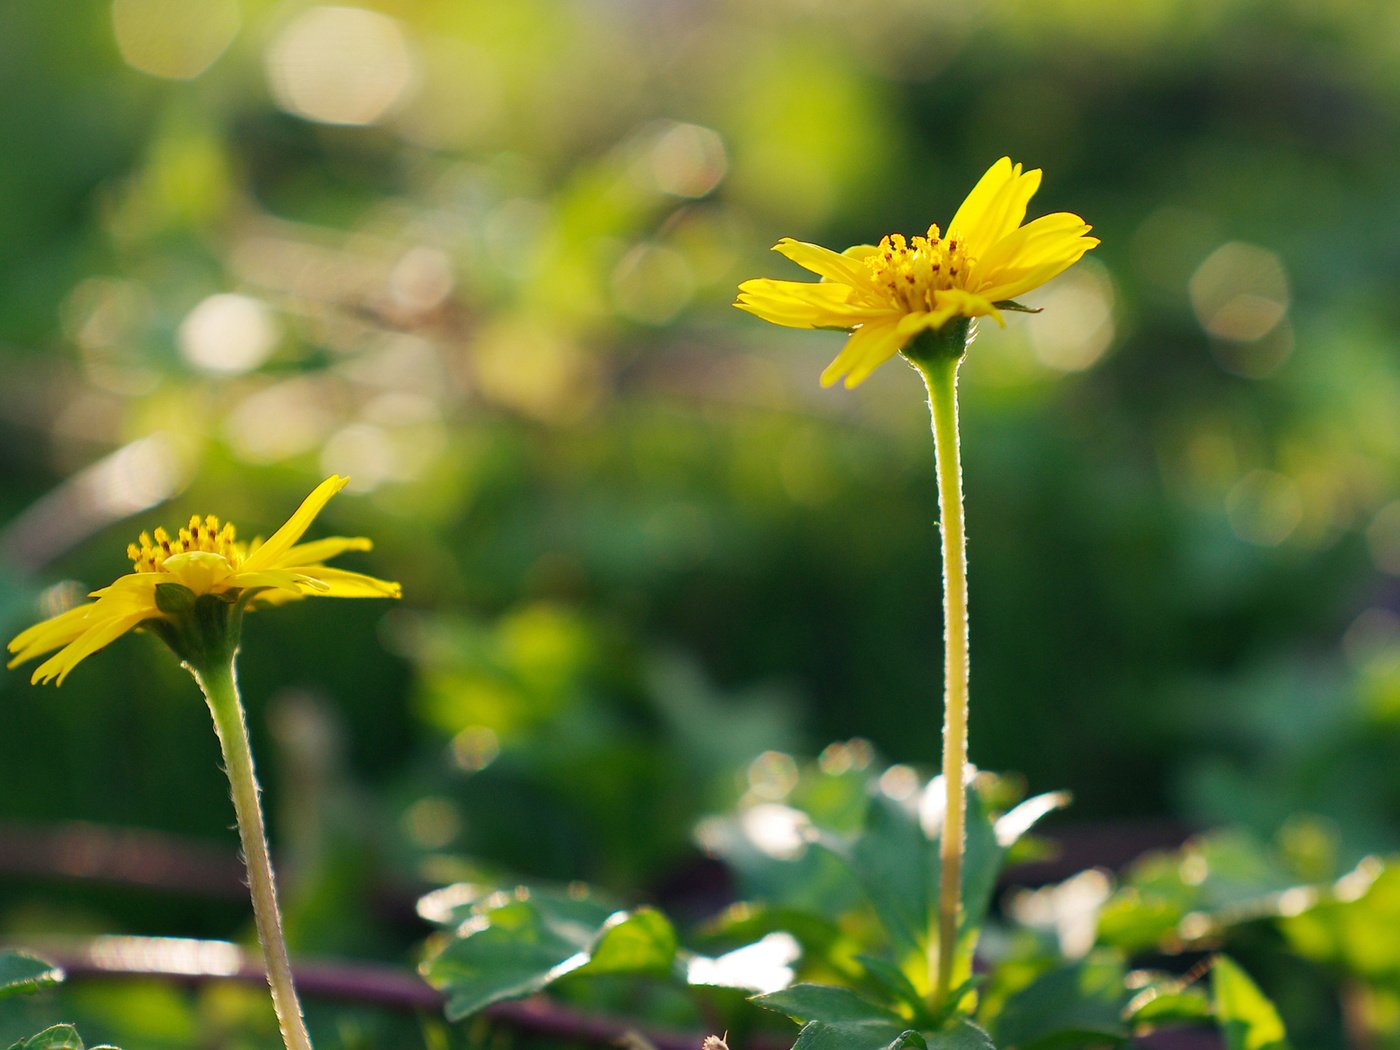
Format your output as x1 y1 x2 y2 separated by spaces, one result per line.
178 293 280 375
1366 500 1400 575
112 0 240 80
649 122 728 199
224 378 335 464
1026 261 1116 372
266 6 417 126
1189 242 1290 344
1226 469 1302 547
611 243 695 325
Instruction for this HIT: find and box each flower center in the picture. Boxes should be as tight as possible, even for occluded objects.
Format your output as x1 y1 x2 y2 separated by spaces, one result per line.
128 515 242 573
866 226 974 312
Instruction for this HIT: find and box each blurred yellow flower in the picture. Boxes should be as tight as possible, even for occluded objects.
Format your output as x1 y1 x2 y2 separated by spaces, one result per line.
735 157 1099 387
8 475 401 685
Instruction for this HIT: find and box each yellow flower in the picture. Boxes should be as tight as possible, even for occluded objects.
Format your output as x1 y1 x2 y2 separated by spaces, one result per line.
735 157 1099 388
8 475 401 686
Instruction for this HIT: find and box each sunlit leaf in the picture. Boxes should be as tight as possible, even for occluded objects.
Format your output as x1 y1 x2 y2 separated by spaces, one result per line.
6 1026 119 1050
1213 956 1291 1050
986 953 1130 1049
754 982 904 1025
421 886 678 1020
0 952 63 1000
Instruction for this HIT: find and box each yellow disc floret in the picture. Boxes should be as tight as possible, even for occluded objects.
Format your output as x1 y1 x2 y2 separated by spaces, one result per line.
867 227 974 314
128 515 243 573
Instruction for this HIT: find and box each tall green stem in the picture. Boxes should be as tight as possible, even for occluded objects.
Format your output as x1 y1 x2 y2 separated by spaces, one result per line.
191 656 314 1050
912 344 970 1008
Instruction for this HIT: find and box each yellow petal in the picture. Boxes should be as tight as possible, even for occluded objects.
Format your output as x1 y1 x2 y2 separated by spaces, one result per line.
974 215 1098 302
281 536 372 566
289 566 403 598
8 602 96 665
820 318 905 388
947 158 1043 257
736 280 889 330
31 608 153 686
240 476 348 573
232 569 326 594
773 238 879 294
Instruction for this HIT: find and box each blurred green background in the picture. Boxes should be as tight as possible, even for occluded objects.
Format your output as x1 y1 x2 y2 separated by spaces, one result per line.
2 0 1400 1043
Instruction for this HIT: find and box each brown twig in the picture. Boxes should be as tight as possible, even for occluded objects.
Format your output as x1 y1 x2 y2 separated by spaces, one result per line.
8 935 755 1050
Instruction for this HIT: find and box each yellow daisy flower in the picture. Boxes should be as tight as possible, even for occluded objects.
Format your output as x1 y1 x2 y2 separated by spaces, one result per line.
8 475 401 685
735 157 1099 387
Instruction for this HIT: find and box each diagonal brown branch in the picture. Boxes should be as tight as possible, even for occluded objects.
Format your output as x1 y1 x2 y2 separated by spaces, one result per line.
7 935 778 1050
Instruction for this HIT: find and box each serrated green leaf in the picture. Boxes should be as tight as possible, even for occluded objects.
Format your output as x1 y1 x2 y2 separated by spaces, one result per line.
421 887 678 1020
988 953 1130 1050
931 1020 997 1049
1213 956 1290 1050
790 1020 923 1050
6 1025 110 1050
0 952 63 1000
788 1019 994 1050
754 982 903 1025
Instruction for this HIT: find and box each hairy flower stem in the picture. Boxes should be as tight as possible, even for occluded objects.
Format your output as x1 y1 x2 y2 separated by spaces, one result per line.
908 327 972 1010
191 655 314 1050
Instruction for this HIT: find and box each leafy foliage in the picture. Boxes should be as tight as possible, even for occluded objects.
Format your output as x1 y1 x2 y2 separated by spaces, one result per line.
419 885 680 1020
0 957 62 1003
6 1027 118 1050
1212 956 1291 1050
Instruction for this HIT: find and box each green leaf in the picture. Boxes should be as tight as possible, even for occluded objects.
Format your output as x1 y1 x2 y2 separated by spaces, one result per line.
819 782 1013 961
6 1026 118 1050
788 1020 995 1050
1098 830 1313 953
574 906 677 976
855 953 927 1017
832 792 929 957
420 887 679 1020
1281 859 1400 984
754 982 903 1025
0 952 63 999
1213 956 1291 1050
790 1021 925 1050
931 1022 998 1050
989 953 1131 1050
1130 990 1213 1027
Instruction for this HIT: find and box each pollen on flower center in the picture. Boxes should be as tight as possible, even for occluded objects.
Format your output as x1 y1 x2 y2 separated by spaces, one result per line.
866 226 974 313
128 514 242 573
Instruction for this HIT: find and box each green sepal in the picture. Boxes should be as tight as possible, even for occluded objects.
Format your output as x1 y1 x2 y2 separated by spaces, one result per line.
153 583 196 615
146 590 245 669
901 318 974 366
991 300 1041 313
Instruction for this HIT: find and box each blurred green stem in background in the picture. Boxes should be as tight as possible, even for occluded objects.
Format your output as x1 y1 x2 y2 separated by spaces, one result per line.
906 320 973 1010
188 627 315 1050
